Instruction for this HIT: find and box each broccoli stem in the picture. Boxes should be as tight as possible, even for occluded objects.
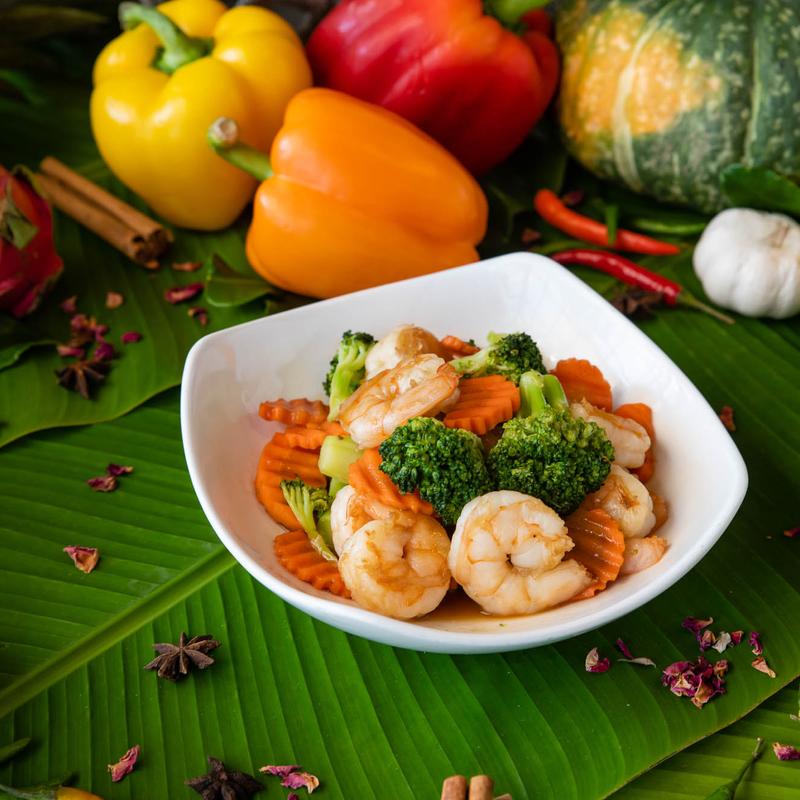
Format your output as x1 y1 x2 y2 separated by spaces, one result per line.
328 477 348 498
518 371 547 418
318 435 362 483
543 374 568 410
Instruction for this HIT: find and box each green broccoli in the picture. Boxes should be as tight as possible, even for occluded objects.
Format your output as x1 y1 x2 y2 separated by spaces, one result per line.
378 417 492 526
323 330 375 420
488 371 614 516
450 331 545 384
280 478 336 560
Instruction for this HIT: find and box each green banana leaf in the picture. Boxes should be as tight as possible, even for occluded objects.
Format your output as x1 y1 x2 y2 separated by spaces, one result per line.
0 370 798 797
621 681 800 799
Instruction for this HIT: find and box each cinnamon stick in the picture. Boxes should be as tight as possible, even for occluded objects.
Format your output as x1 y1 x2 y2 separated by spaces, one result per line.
37 156 172 269
469 775 493 800
441 775 467 800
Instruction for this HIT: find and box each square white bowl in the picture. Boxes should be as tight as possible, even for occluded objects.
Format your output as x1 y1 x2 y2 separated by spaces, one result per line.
181 252 747 654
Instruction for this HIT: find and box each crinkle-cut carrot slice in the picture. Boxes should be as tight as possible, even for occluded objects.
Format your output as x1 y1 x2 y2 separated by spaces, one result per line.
551 358 613 411
440 334 479 359
615 402 655 482
274 530 350 598
650 491 668 532
442 375 521 435
255 432 326 528
348 448 433 515
259 397 329 426
283 422 345 450
566 507 625 600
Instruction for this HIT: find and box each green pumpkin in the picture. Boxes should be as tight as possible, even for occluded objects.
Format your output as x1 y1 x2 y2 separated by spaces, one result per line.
555 0 800 212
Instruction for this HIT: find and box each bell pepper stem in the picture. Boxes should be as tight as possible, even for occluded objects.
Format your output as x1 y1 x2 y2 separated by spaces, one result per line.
118 2 210 74
207 118 273 181
486 0 549 27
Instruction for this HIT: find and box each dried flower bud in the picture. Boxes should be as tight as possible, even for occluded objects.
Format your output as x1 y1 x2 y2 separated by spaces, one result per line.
585 647 610 673
165 283 203 304
64 545 99 573
773 742 800 761
108 744 140 782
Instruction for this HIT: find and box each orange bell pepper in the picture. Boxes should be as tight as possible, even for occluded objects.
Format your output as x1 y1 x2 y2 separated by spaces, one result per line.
207 88 487 298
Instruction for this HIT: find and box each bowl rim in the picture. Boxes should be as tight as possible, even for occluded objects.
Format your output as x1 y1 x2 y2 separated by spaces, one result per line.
181 253 749 653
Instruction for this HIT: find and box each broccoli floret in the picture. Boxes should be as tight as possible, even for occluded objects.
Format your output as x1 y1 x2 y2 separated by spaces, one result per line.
450 331 545 384
488 371 614 516
378 417 492 526
280 478 336 560
323 330 375 420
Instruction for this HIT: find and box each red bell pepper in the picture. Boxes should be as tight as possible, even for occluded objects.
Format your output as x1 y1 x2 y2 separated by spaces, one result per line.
0 166 63 317
306 0 560 175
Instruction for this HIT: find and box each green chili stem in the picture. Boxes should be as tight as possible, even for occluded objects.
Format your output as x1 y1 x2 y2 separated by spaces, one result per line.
678 292 735 325
0 784 54 800
118 2 210 74
207 118 273 181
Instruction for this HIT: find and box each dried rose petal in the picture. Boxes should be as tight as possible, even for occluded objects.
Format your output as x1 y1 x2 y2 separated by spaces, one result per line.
94 341 116 362
719 405 736 431
59 295 77 314
681 616 714 636
750 631 763 656
752 657 776 678
165 282 203 304
698 629 717 651
712 631 732 653
772 743 800 761
784 527 800 539
87 474 117 492
561 190 584 207
107 463 133 477
56 344 84 358
288 795 300 800
108 744 140 782
661 657 727 708
105 291 124 309
521 227 541 245
731 630 744 646
71 313 108 341
282 771 319 793
121 331 142 344
619 656 657 667
64 545 99 573
585 647 610 673
615 638 634 659
188 305 209 326
171 261 202 272
260 766 301 778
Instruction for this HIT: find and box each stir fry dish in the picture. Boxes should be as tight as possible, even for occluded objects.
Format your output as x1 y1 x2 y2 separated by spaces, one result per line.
255 325 669 621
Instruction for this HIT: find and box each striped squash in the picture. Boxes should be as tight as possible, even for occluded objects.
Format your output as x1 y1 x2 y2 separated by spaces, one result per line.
555 0 800 212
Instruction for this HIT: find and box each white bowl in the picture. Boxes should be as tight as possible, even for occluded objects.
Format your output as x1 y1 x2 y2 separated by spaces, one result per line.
181 253 747 654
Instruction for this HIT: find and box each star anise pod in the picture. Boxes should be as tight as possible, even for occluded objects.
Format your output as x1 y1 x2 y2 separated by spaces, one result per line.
55 358 111 399
611 287 665 320
186 756 263 799
144 632 220 681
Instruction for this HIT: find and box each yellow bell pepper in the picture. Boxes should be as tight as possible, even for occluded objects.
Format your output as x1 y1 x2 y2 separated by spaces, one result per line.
90 0 312 230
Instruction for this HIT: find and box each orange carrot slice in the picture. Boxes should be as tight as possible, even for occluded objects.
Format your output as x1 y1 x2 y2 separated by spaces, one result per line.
443 375 521 435
348 448 433 515
615 402 655 482
283 422 345 450
551 358 613 411
255 431 326 528
440 334 479 359
259 398 329 427
274 530 350 598
566 507 625 599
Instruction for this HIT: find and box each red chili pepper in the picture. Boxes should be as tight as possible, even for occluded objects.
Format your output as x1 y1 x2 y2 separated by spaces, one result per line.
534 189 681 256
551 248 734 324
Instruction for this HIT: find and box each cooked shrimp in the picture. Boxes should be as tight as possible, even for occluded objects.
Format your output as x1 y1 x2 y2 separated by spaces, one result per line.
571 399 651 468
329 485 399 556
620 534 668 574
448 491 593 616
338 354 459 449
338 510 451 619
584 465 655 539
365 324 447 379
